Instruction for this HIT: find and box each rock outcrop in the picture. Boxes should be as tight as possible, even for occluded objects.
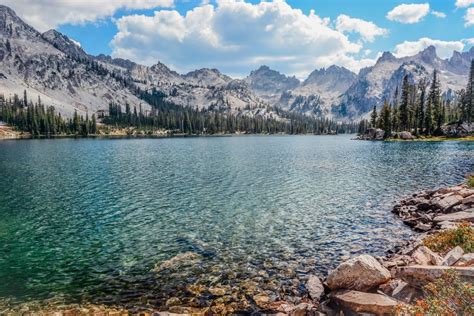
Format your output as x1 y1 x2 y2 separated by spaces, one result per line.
396 265 474 286
331 290 398 314
392 183 474 231
326 254 391 291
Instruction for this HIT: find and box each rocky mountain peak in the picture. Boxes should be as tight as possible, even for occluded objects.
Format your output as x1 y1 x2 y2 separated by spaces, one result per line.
185 68 231 85
246 65 299 91
377 51 397 63
0 4 39 39
95 54 137 71
304 65 356 87
42 29 89 61
417 45 439 63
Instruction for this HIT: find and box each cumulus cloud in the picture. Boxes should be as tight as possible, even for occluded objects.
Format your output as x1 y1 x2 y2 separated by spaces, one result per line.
386 3 430 24
431 10 446 18
335 14 388 42
111 0 374 77
465 8 474 27
393 37 464 59
2 0 174 31
455 0 474 8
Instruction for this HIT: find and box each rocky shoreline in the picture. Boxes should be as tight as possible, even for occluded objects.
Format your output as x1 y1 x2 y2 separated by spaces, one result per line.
2 182 473 315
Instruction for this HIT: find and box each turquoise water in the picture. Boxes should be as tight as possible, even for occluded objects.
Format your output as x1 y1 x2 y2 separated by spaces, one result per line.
0 136 472 309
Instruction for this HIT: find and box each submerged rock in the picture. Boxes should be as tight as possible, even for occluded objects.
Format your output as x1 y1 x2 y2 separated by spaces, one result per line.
305 275 324 302
154 252 200 272
326 255 391 291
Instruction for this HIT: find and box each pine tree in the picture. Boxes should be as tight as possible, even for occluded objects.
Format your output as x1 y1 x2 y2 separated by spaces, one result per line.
399 75 410 131
370 105 377 127
23 90 27 108
416 80 426 135
91 114 97 134
380 100 392 138
73 110 80 134
466 59 474 123
425 70 441 135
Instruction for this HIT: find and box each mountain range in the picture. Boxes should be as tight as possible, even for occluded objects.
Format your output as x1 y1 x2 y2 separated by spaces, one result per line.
0 4 473 120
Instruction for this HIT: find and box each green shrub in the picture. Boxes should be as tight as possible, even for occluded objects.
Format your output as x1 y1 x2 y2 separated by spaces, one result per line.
467 174 474 188
396 270 474 315
423 222 474 254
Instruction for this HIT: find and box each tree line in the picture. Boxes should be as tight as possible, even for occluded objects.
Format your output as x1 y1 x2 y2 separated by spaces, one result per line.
359 60 474 137
0 92 97 136
0 89 359 137
103 89 359 135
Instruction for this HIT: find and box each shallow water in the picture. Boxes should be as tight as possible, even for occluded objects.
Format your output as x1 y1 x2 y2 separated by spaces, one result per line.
0 135 472 309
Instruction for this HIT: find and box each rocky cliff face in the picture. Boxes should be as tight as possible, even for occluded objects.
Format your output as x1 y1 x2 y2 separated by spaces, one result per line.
278 65 357 117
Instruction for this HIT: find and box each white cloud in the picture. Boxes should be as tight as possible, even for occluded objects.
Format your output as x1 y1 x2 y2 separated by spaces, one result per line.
386 3 430 24
463 38 474 45
111 0 372 76
2 0 175 32
393 37 464 59
70 39 81 48
335 14 388 42
455 0 474 8
465 7 474 26
431 10 446 18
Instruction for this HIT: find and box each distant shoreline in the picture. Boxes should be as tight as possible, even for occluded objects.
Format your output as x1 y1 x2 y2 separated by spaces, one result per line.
0 131 347 141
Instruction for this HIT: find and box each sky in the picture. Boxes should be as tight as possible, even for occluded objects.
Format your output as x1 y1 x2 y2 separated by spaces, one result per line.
4 0 474 79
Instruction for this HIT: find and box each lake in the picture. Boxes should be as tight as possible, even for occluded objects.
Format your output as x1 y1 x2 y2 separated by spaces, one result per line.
0 135 472 310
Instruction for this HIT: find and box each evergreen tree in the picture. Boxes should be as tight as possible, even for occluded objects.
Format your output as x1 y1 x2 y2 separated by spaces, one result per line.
428 70 442 134
399 75 410 131
73 110 80 134
91 114 97 134
370 105 377 127
466 59 474 123
416 80 426 135
380 100 392 138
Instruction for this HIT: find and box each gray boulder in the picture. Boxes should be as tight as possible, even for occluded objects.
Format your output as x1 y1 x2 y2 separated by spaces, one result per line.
332 290 397 315
327 255 391 291
441 246 464 266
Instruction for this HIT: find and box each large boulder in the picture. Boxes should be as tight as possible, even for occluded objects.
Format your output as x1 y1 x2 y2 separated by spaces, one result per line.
434 209 474 223
463 195 474 205
454 253 474 267
434 194 463 211
441 122 474 137
396 265 474 287
399 131 414 139
306 275 324 302
327 255 391 291
378 279 422 303
332 290 398 315
441 246 464 266
411 246 442 265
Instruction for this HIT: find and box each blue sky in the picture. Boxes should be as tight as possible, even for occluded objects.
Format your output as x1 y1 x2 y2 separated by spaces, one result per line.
5 0 474 78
